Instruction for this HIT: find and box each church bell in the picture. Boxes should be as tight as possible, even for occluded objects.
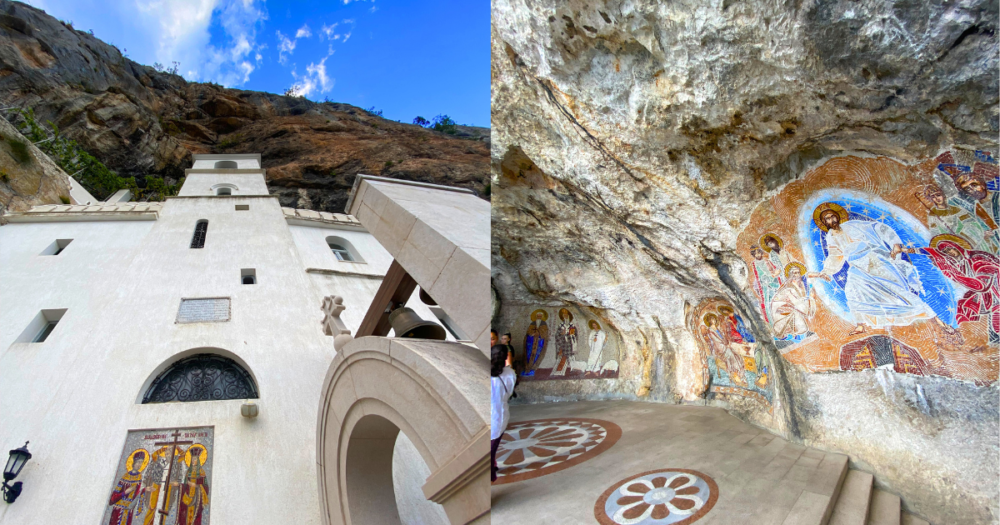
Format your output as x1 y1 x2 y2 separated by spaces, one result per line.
388 307 447 340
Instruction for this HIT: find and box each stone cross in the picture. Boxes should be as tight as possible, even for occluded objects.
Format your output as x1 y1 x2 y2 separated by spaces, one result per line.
321 295 354 350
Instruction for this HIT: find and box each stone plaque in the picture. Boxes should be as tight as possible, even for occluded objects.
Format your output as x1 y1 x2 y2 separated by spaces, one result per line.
103 427 214 525
176 298 230 323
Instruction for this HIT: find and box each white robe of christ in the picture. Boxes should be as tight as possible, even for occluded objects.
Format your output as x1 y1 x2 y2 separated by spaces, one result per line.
819 220 936 328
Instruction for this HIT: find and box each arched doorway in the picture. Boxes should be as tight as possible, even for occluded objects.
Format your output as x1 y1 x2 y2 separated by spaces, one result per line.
317 337 490 525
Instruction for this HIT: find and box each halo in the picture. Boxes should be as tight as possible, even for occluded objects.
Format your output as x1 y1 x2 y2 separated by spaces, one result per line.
717 305 734 315
588 319 601 330
812 202 849 232
530 309 548 322
184 445 208 467
558 308 573 322
126 448 150 473
784 262 807 278
758 233 783 252
929 234 972 251
702 313 718 327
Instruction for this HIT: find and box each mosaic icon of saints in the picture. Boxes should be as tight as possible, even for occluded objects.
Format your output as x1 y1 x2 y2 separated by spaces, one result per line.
523 309 549 376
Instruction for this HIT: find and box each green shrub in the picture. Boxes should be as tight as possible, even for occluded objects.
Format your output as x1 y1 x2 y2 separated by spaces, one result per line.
59 195 71 204
8 138 31 164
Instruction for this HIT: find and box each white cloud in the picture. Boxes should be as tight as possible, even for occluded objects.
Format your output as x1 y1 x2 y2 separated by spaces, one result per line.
320 22 340 41
295 23 311 39
290 55 334 98
276 30 296 64
134 0 268 87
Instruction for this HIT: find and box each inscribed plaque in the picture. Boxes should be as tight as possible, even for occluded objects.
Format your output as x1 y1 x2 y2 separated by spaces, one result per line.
176 298 230 323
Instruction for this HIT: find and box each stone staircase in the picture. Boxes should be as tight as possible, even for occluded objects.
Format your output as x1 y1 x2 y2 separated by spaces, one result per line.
783 457 931 525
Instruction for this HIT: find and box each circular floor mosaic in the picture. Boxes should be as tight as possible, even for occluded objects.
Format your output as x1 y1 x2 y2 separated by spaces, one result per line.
493 418 621 484
595 469 719 525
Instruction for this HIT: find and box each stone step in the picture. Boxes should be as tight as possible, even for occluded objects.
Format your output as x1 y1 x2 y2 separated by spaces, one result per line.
867 489 900 525
829 470 874 525
780 453 848 525
901 513 930 525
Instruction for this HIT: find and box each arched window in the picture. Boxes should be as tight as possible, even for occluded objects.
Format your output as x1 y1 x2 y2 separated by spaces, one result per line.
142 354 258 404
191 220 208 249
216 187 232 195
214 160 239 169
326 236 363 263
242 275 255 285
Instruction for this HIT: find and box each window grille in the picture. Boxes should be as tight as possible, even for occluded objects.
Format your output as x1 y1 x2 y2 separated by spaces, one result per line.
142 354 258 403
191 221 208 249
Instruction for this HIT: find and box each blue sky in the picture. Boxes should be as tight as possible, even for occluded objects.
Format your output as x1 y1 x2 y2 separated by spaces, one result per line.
23 0 489 127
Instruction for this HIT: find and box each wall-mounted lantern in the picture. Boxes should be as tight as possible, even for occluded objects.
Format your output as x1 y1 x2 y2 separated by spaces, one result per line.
3 442 31 503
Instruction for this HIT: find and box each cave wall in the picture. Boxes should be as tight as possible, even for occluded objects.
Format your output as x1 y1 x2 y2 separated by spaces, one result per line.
490 0 998 523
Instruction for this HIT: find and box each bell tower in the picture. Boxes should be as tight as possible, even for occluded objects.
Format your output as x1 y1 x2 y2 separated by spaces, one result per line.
177 153 269 197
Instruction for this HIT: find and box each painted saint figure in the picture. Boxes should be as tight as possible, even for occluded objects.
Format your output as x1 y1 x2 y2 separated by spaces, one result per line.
585 319 607 373
917 184 996 253
770 263 817 339
749 245 781 324
897 235 999 340
177 445 210 525
136 447 168 525
551 308 577 376
949 168 999 229
108 449 148 525
806 203 952 336
522 310 548 376
702 313 747 387
760 233 794 282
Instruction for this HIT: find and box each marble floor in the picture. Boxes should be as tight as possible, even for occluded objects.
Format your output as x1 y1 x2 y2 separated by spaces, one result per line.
491 400 848 525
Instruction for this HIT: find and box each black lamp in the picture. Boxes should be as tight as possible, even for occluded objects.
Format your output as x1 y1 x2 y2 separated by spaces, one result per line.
3 442 31 503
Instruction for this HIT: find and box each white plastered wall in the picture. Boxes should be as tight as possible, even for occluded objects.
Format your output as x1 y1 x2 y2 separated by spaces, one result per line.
0 186 448 523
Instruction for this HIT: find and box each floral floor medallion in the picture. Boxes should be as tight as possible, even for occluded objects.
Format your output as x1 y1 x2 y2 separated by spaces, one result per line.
595 469 719 525
493 418 622 484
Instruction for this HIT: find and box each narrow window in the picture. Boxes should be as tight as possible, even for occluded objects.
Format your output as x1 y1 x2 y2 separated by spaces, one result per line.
40 239 73 256
191 220 208 249
214 160 239 169
17 309 67 343
216 187 232 196
33 320 58 342
241 268 256 285
235 204 249 211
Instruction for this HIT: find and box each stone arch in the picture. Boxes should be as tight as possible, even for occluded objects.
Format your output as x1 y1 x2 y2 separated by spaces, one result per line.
212 182 238 195
317 337 489 525
135 347 259 404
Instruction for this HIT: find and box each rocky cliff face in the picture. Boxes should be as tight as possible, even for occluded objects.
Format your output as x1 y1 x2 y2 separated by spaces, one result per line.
491 1 998 524
0 0 488 212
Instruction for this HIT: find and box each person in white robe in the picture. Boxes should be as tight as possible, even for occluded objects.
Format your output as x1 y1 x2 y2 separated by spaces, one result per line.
806 204 952 336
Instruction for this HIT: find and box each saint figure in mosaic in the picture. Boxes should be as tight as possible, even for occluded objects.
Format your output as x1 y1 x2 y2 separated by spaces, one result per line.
916 184 996 253
178 445 210 525
748 245 781 324
946 167 999 231
760 233 794 281
702 313 747 387
523 310 548 376
108 449 149 525
551 308 578 377
770 263 816 339
807 203 953 336
898 234 999 342
585 319 607 373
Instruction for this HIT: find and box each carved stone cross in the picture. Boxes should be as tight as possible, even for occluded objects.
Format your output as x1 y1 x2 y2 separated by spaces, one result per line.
321 295 354 350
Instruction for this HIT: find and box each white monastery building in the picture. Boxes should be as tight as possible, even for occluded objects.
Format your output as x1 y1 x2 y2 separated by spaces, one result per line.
0 154 491 524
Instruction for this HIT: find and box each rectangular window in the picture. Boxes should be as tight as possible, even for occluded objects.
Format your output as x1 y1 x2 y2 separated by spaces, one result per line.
16 309 67 343
176 298 231 323
241 268 256 285
235 205 249 211
40 239 73 256
191 221 208 249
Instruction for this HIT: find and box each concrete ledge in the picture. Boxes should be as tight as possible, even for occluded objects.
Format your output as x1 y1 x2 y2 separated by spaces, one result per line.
5 211 159 222
306 268 383 280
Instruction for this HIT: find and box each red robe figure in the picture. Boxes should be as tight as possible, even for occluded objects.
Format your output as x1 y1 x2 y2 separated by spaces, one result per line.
178 449 210 525
109 450 146 525
899 236 999 338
